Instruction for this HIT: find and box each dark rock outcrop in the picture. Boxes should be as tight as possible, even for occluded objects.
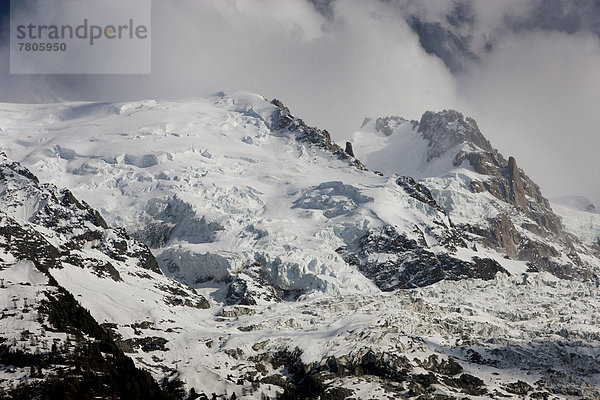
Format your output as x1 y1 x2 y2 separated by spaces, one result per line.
338 225 508 290
256 347 491 399
505 380 533 395
344 141 355 157
420 355 463 376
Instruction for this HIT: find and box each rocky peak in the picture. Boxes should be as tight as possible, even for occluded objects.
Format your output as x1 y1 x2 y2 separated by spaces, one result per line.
0 152 40 185
418 110 494 161
414 112 564 237
421 114 586 276
1 152 108 231
358 110 595 279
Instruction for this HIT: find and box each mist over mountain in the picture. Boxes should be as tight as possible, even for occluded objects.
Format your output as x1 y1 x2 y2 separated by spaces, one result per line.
1 0 599 205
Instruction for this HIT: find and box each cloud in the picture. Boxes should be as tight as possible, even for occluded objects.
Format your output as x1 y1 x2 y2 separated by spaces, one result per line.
459 30 600 202
1 0 459 125
104 0 461 135
0 0 598 205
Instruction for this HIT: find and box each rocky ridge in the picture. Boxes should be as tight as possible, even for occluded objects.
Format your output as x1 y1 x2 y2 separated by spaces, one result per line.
354 110 598 282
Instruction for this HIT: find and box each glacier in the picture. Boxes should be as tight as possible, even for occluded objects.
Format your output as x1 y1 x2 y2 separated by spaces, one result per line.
0 91 599 398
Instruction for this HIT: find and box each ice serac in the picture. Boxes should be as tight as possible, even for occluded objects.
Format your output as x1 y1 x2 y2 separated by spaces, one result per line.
353 109 598 280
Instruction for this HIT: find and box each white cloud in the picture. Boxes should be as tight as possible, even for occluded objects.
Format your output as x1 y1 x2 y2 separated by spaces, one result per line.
143 0 459 136
459 30 600 202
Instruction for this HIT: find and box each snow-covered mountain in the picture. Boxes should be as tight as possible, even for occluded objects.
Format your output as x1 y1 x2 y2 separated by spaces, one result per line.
0 152 207 398
0 92 528 295
552 196 598 214
353 111 598 279
0 92 599 399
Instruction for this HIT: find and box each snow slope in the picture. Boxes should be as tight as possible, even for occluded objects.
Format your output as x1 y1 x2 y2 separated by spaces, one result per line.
551 196 600 247
0 92 503 295
1 93 600 398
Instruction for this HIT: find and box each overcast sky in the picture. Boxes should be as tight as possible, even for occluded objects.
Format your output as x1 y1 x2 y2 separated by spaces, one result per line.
0 0 598 205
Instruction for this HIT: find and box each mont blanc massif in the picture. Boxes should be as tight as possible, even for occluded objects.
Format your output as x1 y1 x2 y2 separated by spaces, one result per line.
0 92 599 399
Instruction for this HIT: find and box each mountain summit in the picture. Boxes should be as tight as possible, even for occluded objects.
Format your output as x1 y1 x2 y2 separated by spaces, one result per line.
353 110 596 280
418 110 494 160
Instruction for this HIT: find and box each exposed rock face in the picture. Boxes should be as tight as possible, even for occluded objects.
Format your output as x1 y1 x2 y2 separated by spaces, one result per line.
0 152 209 302
338 225 508 290
413 111 594 279
463 152 584 275
464 214 588 279
463 151 563 237
507 156 528 211
418 110 493 161
505 380 533 395
396 176 446 214
0 154 212 398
